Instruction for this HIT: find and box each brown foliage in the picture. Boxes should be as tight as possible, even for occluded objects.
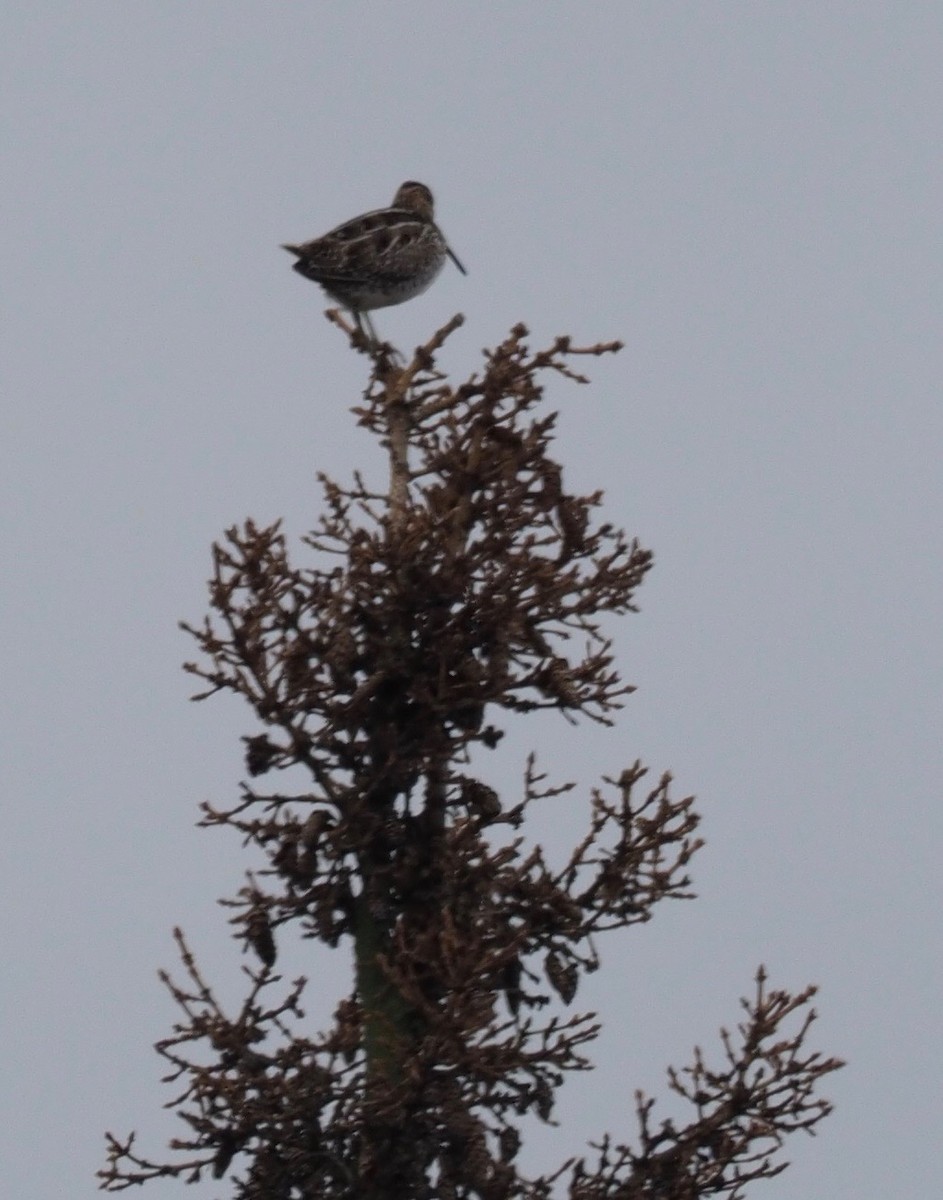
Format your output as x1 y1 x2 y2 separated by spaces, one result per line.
100 318 841 1200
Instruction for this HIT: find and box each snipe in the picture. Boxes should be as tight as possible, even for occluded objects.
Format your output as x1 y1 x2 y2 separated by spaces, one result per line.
282 181 466 345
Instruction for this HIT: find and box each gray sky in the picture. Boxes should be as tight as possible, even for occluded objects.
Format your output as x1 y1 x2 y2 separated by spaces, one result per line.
3 4 941 1197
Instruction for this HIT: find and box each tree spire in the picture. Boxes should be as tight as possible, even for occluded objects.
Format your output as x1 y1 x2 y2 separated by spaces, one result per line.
101 317 841 1200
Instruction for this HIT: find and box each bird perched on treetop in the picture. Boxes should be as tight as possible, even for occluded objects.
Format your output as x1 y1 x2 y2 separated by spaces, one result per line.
282 181 466 346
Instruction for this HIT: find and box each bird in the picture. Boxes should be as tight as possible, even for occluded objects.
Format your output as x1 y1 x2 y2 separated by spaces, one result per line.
282 181 466 346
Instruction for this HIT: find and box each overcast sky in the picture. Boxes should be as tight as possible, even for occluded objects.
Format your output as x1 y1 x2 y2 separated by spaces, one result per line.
3 4 941 1198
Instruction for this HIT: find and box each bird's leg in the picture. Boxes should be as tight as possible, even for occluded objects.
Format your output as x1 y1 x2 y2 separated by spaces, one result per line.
358 311 381 348
355 310 404 363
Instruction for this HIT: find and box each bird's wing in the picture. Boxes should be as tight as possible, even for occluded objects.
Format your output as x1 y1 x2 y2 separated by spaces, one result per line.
286 208 430 284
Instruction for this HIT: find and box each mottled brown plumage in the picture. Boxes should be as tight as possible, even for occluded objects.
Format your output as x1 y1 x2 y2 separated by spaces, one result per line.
282 181 466 345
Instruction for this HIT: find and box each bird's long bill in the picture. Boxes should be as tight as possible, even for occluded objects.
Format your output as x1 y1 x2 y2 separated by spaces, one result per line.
446 243 468 275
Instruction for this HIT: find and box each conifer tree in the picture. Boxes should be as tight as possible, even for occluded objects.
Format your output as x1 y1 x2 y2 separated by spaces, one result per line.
101 316 842 1200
